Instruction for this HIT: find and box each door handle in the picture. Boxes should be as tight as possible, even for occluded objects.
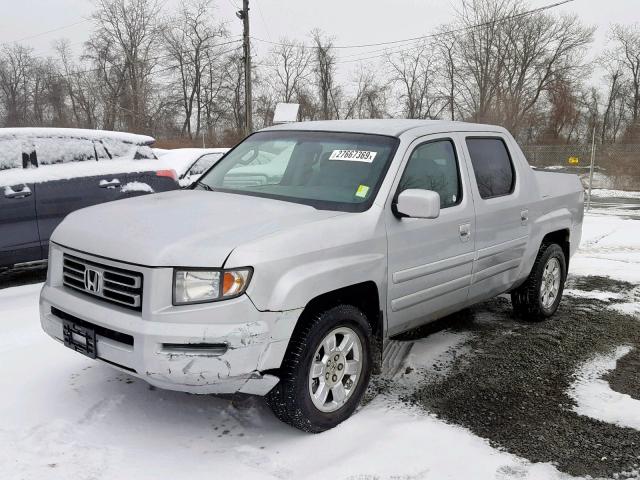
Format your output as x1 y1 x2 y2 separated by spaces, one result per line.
99 178 121 189
459 223 471 242
520 209 529 225
4 185 32 199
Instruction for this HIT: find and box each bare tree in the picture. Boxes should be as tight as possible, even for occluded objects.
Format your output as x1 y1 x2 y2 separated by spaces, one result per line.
387 42 442 119
343 67 388 119
434 28 458 120
0 44 33 126
452 0 593 135
500 11 593 133
454 0 514 123
220 51 246 133
599 56 628 143
164 0 226 138
311 29 340 120
543 75 581 143
268 38 312 105
88 0 162 132
610 24 640 138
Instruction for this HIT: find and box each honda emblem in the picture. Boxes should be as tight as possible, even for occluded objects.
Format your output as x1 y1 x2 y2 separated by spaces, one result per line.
84 268 101 293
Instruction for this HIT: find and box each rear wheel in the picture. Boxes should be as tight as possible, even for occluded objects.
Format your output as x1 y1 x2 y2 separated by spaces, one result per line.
266 304 372 433
511 242 567 321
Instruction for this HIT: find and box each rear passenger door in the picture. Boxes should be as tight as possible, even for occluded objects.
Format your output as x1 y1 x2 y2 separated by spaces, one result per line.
386 135 476 335
33 136 122 254
462 135 529 303
0 138 41 267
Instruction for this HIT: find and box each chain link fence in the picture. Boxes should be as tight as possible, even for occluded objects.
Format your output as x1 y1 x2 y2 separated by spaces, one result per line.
521 144 640 190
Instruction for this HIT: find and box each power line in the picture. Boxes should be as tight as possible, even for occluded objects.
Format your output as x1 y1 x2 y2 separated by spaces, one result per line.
251 0 577 50
47 39 243 81
6 19 91 44
255 0 273 42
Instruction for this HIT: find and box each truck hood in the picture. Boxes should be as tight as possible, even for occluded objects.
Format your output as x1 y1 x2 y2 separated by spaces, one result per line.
52 190 345 267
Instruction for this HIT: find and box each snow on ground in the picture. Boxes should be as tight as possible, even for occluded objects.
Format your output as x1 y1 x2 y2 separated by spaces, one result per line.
570 213 640 285
402 331 471 383
1 213 639 479
563 289 625 302
0 284 569 480
568 346 640 430
590 189 640 199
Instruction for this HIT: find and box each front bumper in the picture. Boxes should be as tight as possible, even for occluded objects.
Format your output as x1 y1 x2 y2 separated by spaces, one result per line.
40 245 302 395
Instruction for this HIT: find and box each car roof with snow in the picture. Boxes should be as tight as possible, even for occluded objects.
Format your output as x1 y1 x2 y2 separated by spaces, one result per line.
158 148 229 162
0 127 154 145
262 119 508 138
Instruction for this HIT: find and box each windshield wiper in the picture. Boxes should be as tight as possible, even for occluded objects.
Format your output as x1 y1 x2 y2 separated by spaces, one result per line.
194 181 214 191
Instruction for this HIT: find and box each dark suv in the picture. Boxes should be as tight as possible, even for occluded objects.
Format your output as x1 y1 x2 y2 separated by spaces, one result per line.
0 128 179 269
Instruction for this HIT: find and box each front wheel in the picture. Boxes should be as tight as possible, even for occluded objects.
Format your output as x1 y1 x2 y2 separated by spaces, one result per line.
266 304 373 433
511 242 567 321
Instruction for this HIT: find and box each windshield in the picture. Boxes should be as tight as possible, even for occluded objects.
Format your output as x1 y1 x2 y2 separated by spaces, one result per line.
197 130 399 212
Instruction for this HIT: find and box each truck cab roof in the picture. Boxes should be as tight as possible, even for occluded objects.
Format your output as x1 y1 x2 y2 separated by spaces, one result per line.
263 119 509 138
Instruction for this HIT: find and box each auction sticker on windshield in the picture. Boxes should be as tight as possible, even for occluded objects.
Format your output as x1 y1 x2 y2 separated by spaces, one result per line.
329 149 377 162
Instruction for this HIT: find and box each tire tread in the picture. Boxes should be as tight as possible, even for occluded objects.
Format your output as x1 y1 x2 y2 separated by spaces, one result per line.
266 304 372 433
511 242 566 321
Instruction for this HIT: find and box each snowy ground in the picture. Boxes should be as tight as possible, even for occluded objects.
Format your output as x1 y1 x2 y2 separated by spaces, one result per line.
1 211 639 479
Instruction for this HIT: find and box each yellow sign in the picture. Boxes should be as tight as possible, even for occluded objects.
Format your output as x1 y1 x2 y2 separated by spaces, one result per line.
568 156 579 165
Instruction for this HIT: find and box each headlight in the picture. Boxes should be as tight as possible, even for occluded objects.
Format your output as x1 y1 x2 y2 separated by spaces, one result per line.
173 268 252 305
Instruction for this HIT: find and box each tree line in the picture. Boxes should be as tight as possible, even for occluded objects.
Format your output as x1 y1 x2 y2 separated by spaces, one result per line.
0 0 639 147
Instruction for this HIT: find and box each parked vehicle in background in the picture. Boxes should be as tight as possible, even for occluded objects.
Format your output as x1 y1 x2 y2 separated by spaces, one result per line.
40 119 583 432
0 128 179 269
156 148 229 187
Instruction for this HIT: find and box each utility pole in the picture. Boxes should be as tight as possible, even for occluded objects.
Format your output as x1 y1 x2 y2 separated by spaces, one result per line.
586 124 597 211
237 0 252 135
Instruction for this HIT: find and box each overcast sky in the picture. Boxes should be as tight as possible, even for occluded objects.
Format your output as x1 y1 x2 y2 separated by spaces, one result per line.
1 0 637 85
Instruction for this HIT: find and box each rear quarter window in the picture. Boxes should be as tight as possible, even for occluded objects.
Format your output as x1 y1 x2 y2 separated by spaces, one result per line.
0 139 22 170
466 137 515 199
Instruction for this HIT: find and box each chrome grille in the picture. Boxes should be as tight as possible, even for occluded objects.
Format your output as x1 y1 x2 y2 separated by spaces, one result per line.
62 254 143 310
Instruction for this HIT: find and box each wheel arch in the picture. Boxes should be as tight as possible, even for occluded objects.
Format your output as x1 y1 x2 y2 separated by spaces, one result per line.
281 281 384 373
541 228 571 269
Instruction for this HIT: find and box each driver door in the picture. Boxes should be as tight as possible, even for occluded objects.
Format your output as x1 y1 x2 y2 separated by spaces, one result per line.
385 135 476 335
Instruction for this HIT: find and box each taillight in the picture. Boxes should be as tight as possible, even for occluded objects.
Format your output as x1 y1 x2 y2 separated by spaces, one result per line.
156 169 177 181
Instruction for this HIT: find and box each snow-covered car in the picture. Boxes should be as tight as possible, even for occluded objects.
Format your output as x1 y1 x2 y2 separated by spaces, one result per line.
156 148 229 187
40 119 584 432
0 128 179 269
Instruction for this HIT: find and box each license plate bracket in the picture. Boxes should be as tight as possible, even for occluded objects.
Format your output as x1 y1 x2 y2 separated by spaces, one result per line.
63 319 97 359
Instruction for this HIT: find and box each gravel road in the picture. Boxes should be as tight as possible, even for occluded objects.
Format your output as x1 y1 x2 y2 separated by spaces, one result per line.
409 275 640 479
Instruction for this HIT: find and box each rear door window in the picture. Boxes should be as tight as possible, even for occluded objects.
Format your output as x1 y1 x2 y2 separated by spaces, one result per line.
35 137 96 165
466 137 515 199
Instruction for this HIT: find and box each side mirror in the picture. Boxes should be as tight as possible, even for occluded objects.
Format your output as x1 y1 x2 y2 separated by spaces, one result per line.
394 189 440 219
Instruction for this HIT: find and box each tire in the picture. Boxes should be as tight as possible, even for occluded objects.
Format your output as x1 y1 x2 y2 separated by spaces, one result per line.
266 304 373 433
511 242 567 321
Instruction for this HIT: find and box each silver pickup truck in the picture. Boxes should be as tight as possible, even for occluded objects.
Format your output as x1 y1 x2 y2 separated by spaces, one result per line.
40 120 583 432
